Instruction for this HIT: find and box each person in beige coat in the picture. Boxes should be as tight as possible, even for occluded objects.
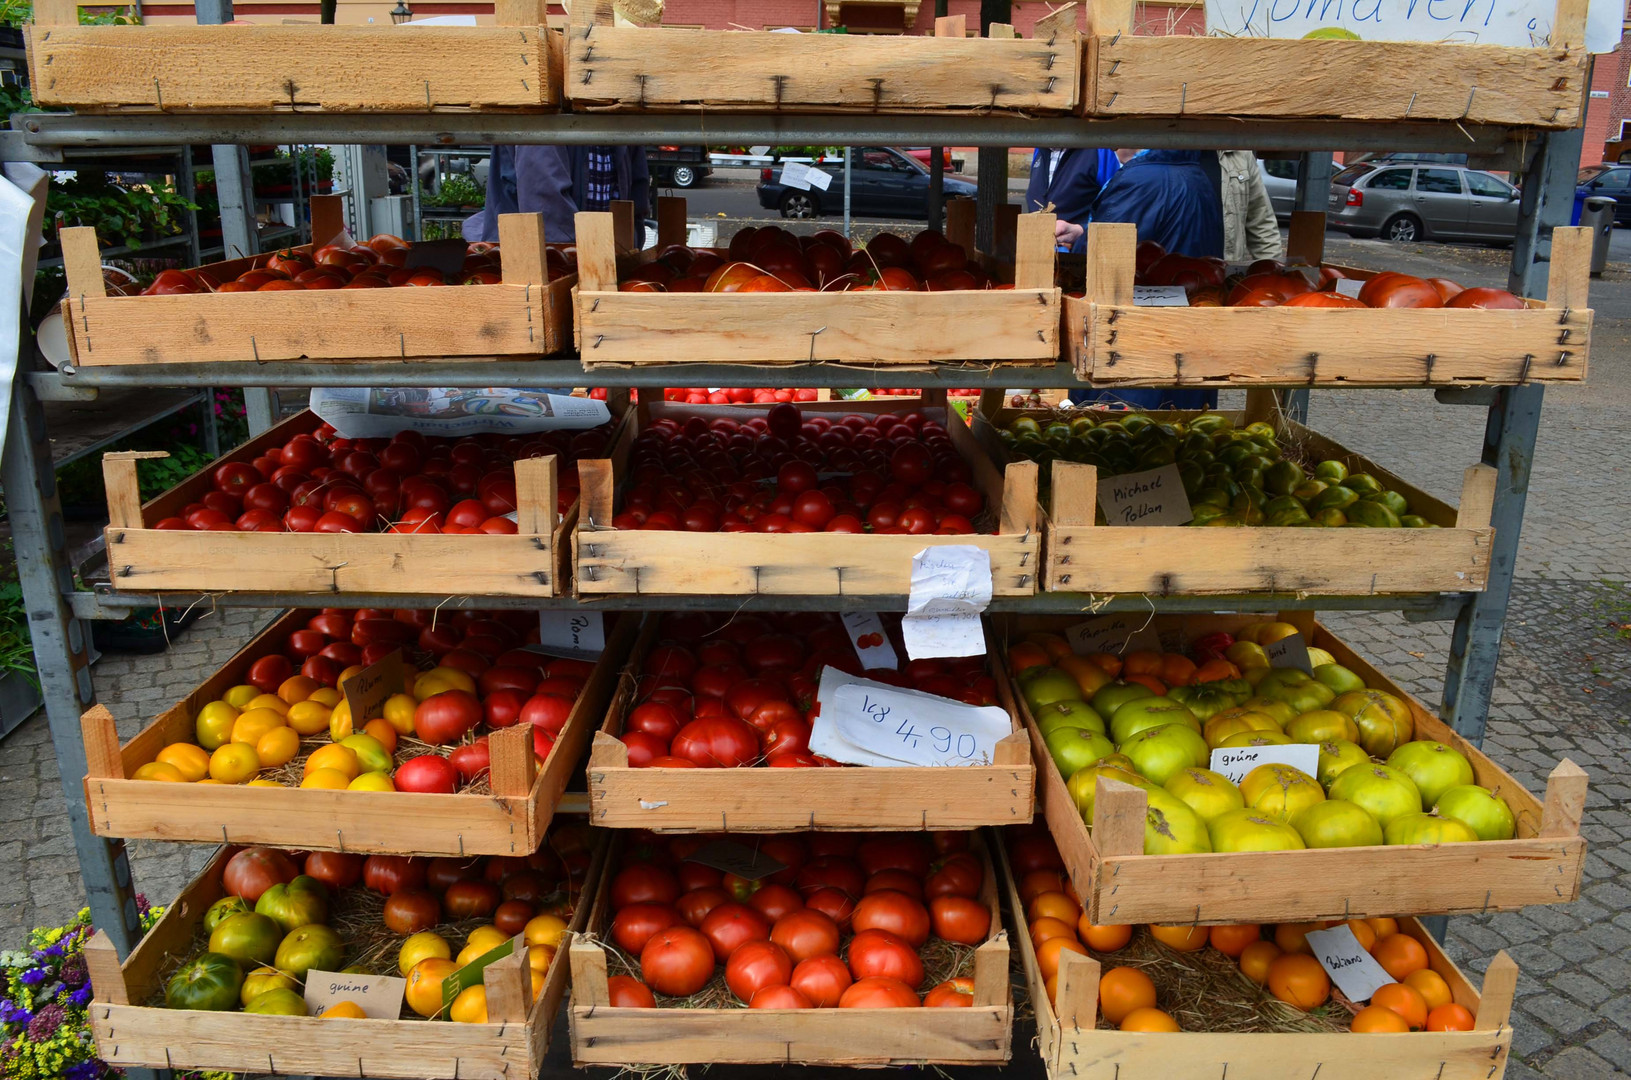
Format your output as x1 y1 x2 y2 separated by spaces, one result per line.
1218 150 1282 264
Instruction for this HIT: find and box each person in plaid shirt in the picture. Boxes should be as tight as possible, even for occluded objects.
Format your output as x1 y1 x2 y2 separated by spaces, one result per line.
463 144 651 243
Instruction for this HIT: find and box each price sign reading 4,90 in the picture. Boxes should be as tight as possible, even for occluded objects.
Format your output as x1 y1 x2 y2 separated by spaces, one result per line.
854 691 981 761
820 678 1011 768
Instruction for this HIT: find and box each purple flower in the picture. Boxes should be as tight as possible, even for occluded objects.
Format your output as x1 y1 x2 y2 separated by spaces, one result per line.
0 999 30 1025
134 894 151 916
66 1061 103 1080
59 956 87 989
42 942 65 959
67 987 92 1008
19 968 46 986
25 1002 64 1039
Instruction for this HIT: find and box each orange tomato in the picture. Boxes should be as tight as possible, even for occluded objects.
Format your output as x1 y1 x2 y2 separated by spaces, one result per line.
1029 917 1078 951
1267 953 1330 1010
1084 652 1123 678
1028 632 1073 662
1366 916 1400 942
1238 941 1281 985
362 717 398 755
1097 966 1157 1025
277 675 321 705
1404 969 1452 1010
1160 655 1198 688
1120 1007 1180 1032
1372 933 1430 982
1036 937 1088 981
1194 658 1242 683
1148 924 1208 953
1342 919 1377 953
1028 892 1081 925
1351 1004 1411 1033
1008 642 1050 674
1122 651 1165 679
1426 1003 1475 1032
1371 983 1428 1030
1123 673 1168 697
1019 870 1070 904
1273 921 1329 956
1080 919 1133 953
1208 924 1261 958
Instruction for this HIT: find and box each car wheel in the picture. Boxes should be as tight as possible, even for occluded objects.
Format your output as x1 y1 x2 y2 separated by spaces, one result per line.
670 165 697 188
1381 213 1422 242
780 191 818 219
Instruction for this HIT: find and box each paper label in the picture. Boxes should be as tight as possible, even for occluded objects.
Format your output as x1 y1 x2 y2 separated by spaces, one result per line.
902 546 992 660
341 650 404 724
811 666 1010 767
1132 285 1190 306
403 237 469 276
536 610 605 659
1289 265 1321 287
841 611 899 670
303 970 407 1020
441 935 519 1013
1265 632 1315 674
1208 743 1322 784
780 162 814 190
1305 924 1397 1004
1097 464 1193 527
1334 277 1365 298
1064 614 1161 657
1203 0 1599 51
685 840 787 881
805 168 833 191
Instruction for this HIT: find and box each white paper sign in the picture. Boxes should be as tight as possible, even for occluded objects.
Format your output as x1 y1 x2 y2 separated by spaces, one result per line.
1305 925 1397 1004
1097 465 1194 527
1064 614 1161 657
902 546 993 660
310 388 609 438
537 611 605 659
1205 0 1619 50
304 970 408 1019
1265 632 1315 674
805 168 833 191
1209 743 1322 784
841 611 899 670
780 162 814 190
1334 277 1365 298
811 667 1010 767
1132 285 1190 306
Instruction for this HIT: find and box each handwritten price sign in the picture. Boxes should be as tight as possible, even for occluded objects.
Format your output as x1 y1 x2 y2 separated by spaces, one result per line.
810 666 1011 768
533 610 605 659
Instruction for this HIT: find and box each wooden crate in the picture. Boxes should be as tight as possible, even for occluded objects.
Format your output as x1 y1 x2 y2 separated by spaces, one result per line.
573 396 1040 597
59 198 573 366
78 610 636 856
80 840 600 1080
973 395 1497 596
568 831 1012 1066
27 0 562 111
574 197 1061 367
100 407 606 597
1080 0 1587 127
567 4 1081 113
1001 611 1588 925
585 617 1035 831
997 837 1521 1080
1065 216 1591 386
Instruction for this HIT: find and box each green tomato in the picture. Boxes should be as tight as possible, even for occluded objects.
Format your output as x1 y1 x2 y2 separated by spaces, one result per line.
165 952 245 1011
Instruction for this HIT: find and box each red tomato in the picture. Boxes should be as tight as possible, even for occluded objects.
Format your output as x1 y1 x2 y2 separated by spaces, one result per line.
796 856 866 900
840 976 920 1008
611 864 680 909
246 654 294 693
222 847 299 903
443 880 501 920
413 690 482 745
864 870 924 902
770 909 841 964
923 977 975 1008
857 836 931 878
791 953 853 1008
851 890 931 948
749 984 812 1009
495 900 535 935
777 461 818 494
621 730 668 768
929 895 991 945
448 740 491 782
676 886 731 927
363 854 426 895
677 862 723 892
520 693 574 736
764 717 812 758
725 940 793 1002
846 929 924 987
747 883 804 922
213 461 263 494
1009 833 1065 875
725 678 788 723
303 851 363 890
394 754 458 794
483 689 527 729
699 902 771 963
607 975 656 1008
803 887 857 930
671 716 761 768
640 926 715 997
924 854 983 900
612 903 682 955
384 889 441 934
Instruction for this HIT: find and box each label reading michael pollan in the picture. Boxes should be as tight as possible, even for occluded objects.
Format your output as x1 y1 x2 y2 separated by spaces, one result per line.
1096 464 1193 527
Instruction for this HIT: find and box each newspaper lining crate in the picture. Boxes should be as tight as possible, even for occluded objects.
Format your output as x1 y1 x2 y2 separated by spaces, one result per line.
26 0 562 111
573 197 1061 368
58 198 573 366
1079 0 1587 127
78 610 637 856
1065 216 1591 386
1002 611 1588 925
585 617 1035 831
99 407 612 598
997 837 1521 1080
566 3 1082 113
79 841 602 1080
573 396 1040 598
972 394 1497 596
567 831 1012 1066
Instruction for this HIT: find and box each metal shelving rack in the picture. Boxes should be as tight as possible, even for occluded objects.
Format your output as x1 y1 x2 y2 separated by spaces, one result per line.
0 22 1583 1079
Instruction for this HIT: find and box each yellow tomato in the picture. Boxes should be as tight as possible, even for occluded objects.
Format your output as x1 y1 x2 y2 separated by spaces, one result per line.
285 700 332 737
382 693 418 735
528 944 554 972
328 700 354 742
398 931 452 976
197 778 225 785
222 684 261 709
255 726 301 768
339 733 392 773
337 664 365 687
530 966 545 1001
414 667 476 700
301 768 352 790
247 779 285 787
209 743 260 784
194 701 241 751
362 718 398 755
348 771 395 792
231 708 287 747
449 984 487 1024
278 675 321 705
305 743 359 780
245 694 289 716
466 925 510 954
308 687 343 708
320 1001 366 1019
405 958 459 1018
132 761 187 783
456 940 498 967
524 914 568 949
156 742 211 782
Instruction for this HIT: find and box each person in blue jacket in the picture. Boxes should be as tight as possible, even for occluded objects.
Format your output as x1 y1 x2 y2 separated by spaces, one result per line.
463 145 651 244
1061 150 1225 410
1024 147 1122 245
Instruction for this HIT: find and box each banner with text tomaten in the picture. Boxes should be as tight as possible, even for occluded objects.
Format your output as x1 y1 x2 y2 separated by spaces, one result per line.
1205 0 1620 50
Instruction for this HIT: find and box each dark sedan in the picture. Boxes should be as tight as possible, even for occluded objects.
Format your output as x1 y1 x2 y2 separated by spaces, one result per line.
756 146 976 219
1577 164 1631 225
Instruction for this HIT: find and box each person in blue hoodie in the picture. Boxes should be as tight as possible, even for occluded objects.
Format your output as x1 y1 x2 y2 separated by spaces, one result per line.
1024 147 1122 245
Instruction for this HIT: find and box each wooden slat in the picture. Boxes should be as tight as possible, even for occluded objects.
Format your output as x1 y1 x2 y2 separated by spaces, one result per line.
946 198 976 257
1547 226 1592 311
1085 0 1133 37
513 455 557 537
1458 463 1498 530
60 226 105 298
482 935 531 1024
934 14 966 36
1552 0 1590 53
1091 776 1146 857
1050 461 1096 527
1541 759 1589 838
493 0 547 23
610 200 636 252
1086 222 1134 305
1476 953 1520 1030
1285 210 1326 264
1089 36 1584 127
100 451 162 529
498 212 551 286
308 195 345 249
573 213 619 293
655 196 687 249
82 931 129 1006
27 24 558 110
1014 212 1056 290
566 26 1079 112
488 723 536 799
81 705 124 781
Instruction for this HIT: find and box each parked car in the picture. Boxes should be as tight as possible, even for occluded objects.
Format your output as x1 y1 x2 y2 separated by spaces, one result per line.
648 145 712 189
1260 159 1297 221
1328 163 1521 243
1366 152 1471 166
1576 164 1631 224
902 147 966 172
757 146 976 219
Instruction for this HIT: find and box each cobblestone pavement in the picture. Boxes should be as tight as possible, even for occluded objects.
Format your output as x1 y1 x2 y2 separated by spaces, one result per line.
1 239 1628 1078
